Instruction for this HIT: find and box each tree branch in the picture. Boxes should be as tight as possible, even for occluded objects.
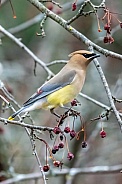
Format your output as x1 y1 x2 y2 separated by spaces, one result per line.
28 0 122 60
89 46 122 130
0 117 53 132
1 164 122 184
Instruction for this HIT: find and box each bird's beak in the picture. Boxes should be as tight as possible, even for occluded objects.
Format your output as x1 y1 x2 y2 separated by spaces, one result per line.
90 53 100 60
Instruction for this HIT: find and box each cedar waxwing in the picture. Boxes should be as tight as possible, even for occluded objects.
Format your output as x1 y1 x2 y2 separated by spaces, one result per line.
8 50 100 120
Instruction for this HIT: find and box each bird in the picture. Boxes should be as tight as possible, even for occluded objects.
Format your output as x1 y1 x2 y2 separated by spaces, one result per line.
8 50 100 120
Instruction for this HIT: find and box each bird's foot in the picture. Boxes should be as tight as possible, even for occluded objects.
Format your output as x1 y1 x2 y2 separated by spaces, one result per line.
50 108 60 118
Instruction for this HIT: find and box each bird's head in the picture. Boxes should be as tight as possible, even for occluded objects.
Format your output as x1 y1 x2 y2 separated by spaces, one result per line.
68 50 100 68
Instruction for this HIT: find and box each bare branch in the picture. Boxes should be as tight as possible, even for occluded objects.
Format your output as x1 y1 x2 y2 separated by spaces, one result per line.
0 117 53 131
1 164 122 184
28 0 122 60
0 13 44 36
67 0 105 24
89 46 122 130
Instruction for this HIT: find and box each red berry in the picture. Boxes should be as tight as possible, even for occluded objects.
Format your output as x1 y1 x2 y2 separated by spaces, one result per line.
64 126 70 133
120 22 122 28
53 126 61 134
100 130 106 138
53 160 60 167
71 99 77 106
81 141 87 148
98 29 102 32
104 23 110 31
0 127 4 134
52 149 56 154
103 36 109 43
67 152 74 160
43 164 50 172
54 145 59 151
52 145 59 154
47 4 53 11
56 9 62 15
60 135 64 141
70 130 76 139
108 36 114 44
72 3 77 11
58 142 64 149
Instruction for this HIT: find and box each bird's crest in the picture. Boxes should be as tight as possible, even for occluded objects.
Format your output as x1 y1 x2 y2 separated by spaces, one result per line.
68 50 92 58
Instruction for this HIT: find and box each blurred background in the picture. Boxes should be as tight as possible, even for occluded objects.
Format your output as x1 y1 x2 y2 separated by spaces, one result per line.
0 0 122 183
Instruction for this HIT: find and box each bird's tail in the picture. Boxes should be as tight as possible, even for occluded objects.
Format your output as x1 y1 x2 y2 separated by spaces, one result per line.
8 107 25 120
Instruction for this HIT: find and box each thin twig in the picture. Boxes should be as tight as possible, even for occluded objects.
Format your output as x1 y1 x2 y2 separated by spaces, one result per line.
67 0 105 24
0 80 48 183
89 46 122 130
0 1 84 37
0 25 54 78
28 0 122 60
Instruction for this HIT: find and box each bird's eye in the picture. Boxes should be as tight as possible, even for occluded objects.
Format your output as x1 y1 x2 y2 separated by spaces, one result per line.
82 53 96 58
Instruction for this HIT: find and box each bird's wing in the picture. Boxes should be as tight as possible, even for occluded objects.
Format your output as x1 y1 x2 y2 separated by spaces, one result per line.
23 70 76 106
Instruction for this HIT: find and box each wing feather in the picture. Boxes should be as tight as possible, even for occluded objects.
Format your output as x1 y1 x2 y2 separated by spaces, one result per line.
23 70 76 107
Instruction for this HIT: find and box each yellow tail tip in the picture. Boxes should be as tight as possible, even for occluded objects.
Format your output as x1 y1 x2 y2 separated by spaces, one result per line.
8 116 14 121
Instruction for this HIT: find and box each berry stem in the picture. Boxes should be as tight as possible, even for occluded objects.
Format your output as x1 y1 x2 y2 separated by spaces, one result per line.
9 0 16 19
101 121 104 131
46 144 48 165
72 116 76 130
111 14 121 23
83 127 86 141
64 134 69 152
96 12 102 32
35 135 55 161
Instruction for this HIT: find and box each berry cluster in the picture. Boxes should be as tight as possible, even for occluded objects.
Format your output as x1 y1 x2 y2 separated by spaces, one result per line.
41 99 108 173
102 8 115 44
97 7 122 44
40 100 88 172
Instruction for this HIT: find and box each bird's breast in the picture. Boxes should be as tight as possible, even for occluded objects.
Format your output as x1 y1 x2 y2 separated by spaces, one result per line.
46 85 78 108
45 70 86 109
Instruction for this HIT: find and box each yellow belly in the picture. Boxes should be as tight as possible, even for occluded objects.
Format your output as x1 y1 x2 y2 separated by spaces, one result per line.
44 85 77 109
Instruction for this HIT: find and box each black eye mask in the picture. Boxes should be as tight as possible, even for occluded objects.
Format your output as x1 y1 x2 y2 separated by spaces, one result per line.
82 53 97 58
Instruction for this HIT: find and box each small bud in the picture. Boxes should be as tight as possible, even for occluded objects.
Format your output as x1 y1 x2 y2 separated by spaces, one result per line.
72 3 77 11
100 130 106 138
43 164 50 172
98 29 102 32
67 152 74 160
53 126 61 134
64 126 70 133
